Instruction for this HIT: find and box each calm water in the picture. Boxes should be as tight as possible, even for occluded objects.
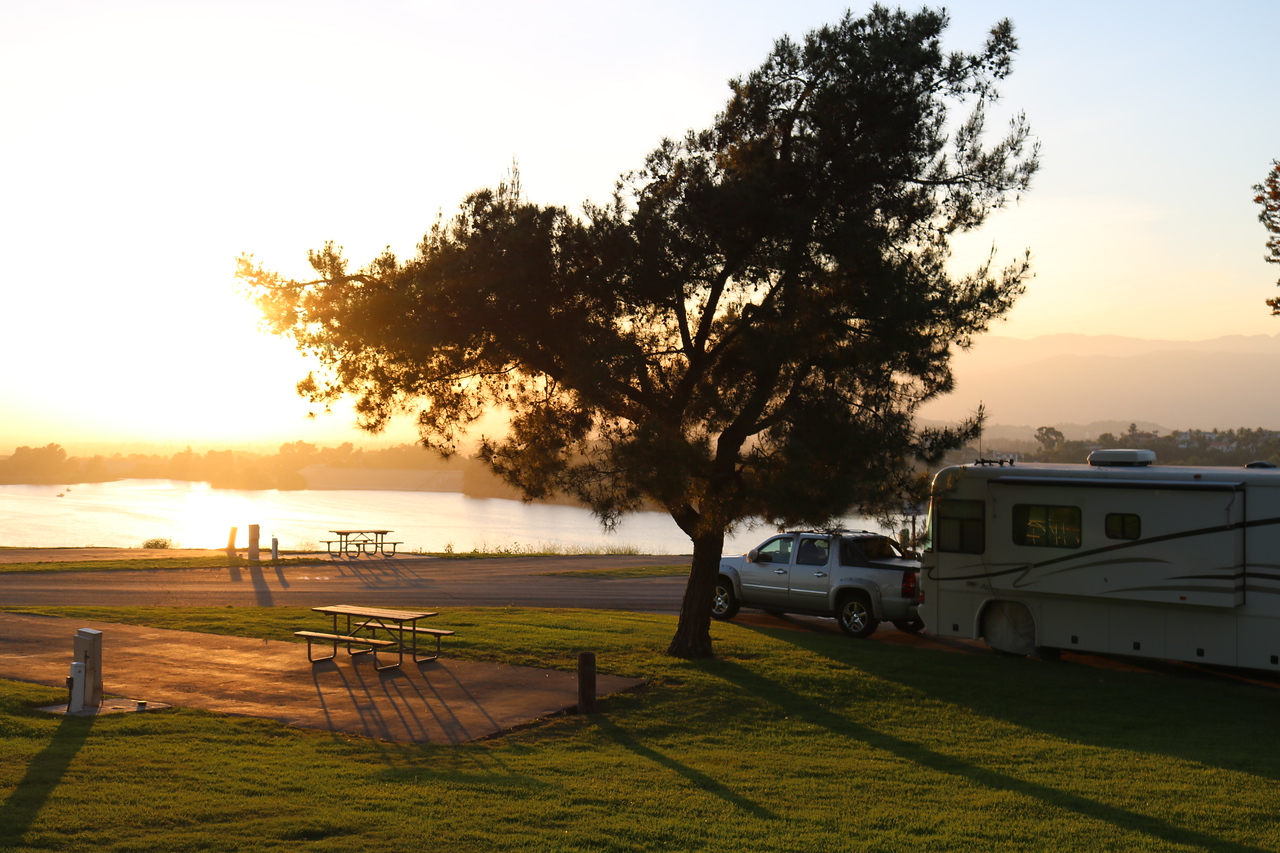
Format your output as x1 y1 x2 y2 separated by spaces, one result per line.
0 479 877 555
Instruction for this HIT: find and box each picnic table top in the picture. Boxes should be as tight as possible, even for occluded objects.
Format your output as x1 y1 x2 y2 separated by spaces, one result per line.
312 604 435 621
329 529 394 536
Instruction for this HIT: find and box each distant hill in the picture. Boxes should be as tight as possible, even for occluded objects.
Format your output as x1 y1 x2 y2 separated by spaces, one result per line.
917 332 1280 438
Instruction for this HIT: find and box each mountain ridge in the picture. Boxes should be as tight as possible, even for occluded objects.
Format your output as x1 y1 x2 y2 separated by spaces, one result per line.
918 332 1280 439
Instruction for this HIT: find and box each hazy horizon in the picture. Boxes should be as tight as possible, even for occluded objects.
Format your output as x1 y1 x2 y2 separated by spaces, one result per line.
5 329 1280 457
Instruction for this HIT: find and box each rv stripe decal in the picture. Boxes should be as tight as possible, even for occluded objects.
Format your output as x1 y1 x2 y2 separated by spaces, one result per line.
926 516 1280 583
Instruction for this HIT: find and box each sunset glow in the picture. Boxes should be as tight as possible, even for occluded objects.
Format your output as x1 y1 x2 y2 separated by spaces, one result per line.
3 0 1278 451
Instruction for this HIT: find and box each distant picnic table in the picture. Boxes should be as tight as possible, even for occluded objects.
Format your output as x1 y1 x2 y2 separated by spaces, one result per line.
322 530 402 558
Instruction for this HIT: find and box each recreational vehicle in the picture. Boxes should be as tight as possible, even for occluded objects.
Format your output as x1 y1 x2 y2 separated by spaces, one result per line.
919 449 1280 670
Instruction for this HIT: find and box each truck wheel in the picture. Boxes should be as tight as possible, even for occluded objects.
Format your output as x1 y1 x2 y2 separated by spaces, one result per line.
892 617 925 634
836 593 879 638
711 578 739 620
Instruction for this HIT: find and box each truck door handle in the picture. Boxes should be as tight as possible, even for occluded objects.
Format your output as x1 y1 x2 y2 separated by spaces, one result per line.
774 569 788 575
812 572 827 578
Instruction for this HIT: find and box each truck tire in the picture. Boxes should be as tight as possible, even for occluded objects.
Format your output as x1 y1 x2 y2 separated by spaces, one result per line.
836 592 879 638
711 578 740 620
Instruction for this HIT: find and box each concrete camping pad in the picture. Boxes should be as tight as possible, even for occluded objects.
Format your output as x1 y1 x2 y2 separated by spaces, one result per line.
0 612 644 743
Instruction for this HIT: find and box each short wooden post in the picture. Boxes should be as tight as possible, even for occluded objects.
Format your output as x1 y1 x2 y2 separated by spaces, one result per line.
248 524 260 563
225 527 238 557
576 651 597 714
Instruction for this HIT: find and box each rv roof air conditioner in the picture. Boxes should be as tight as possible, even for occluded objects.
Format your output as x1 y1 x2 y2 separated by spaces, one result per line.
1088 449 1156 467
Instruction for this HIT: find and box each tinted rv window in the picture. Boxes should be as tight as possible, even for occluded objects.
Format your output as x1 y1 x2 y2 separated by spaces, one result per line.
1012 504 1082 548
936 499 985 554
1105 513 1141 540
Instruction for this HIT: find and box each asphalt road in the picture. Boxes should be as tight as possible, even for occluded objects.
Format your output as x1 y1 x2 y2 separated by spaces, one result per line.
0 553 691 610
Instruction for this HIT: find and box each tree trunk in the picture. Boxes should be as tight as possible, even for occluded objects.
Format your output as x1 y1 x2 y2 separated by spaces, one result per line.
666 529 725 658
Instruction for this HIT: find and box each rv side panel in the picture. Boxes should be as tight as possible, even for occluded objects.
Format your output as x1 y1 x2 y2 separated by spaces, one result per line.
1109 605 1167 659
1165 608 1238 665
986 481 1245 608
1036 598 1110 652
1238 616 1280 669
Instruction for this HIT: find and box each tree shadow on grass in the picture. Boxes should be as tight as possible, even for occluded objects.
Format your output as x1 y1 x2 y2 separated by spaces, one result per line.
744 623 1280 783
0 712 94 847
592 714 778 820
707 656 1270 853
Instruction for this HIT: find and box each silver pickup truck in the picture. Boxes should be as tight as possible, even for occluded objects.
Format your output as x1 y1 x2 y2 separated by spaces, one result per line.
713 530 923 638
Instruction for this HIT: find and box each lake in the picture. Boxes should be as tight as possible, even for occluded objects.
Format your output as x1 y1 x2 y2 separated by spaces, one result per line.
0 479 888 555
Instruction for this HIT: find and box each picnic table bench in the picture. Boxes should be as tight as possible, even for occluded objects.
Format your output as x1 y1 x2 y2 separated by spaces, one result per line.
294 630 399 669
297 605 450 669
322 530 404 558
356 621 456 661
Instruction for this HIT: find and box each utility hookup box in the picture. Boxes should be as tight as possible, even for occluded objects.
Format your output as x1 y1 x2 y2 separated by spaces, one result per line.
72 628 103 708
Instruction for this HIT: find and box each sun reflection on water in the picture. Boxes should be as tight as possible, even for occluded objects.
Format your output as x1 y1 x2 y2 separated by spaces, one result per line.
0 479 884 553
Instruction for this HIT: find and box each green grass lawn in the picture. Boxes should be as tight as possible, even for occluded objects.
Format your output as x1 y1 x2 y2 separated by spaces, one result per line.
2 607 1279 851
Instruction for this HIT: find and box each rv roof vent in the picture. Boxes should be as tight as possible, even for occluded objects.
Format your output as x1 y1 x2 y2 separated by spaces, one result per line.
1088 449 1156 467
1246 460 1277 469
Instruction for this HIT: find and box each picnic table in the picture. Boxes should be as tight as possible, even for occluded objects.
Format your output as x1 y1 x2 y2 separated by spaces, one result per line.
295 604 453 670
322 529 403 558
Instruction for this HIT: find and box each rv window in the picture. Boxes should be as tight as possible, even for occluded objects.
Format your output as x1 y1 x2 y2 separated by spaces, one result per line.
1012 504 1082 549
1105 513 1141 540
936 499 985 554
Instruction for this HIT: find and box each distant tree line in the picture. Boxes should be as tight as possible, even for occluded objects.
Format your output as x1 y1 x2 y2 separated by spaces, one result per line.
11 426 1279 492
0 440 526 497
1021 425 1280 467
0 444 108 485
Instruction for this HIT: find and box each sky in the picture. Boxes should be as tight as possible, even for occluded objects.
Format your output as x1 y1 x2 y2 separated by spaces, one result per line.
2 0 1278 452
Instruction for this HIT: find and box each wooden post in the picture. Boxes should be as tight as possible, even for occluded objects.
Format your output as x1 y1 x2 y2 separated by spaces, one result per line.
248 525 260 564
576 651 597 714
225 527 238 558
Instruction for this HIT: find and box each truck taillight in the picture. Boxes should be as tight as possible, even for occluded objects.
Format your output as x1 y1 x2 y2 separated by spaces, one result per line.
902 570 920 602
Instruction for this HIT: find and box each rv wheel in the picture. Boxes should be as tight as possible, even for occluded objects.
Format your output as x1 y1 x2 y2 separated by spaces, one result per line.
980 601 1037 656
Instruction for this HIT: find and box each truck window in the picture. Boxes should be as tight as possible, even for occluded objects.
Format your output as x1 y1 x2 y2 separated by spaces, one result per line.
866 538 902 559
840 537 904 565
1105 513 1141 540
1013 504 1082 548
756 537 793 563
936 499 985 554
796 538 829 565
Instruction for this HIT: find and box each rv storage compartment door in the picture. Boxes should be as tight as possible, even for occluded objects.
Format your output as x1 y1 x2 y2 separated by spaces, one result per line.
988 480 1244 608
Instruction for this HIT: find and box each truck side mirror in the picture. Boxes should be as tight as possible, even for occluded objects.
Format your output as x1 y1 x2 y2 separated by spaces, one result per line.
748 549 763 563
